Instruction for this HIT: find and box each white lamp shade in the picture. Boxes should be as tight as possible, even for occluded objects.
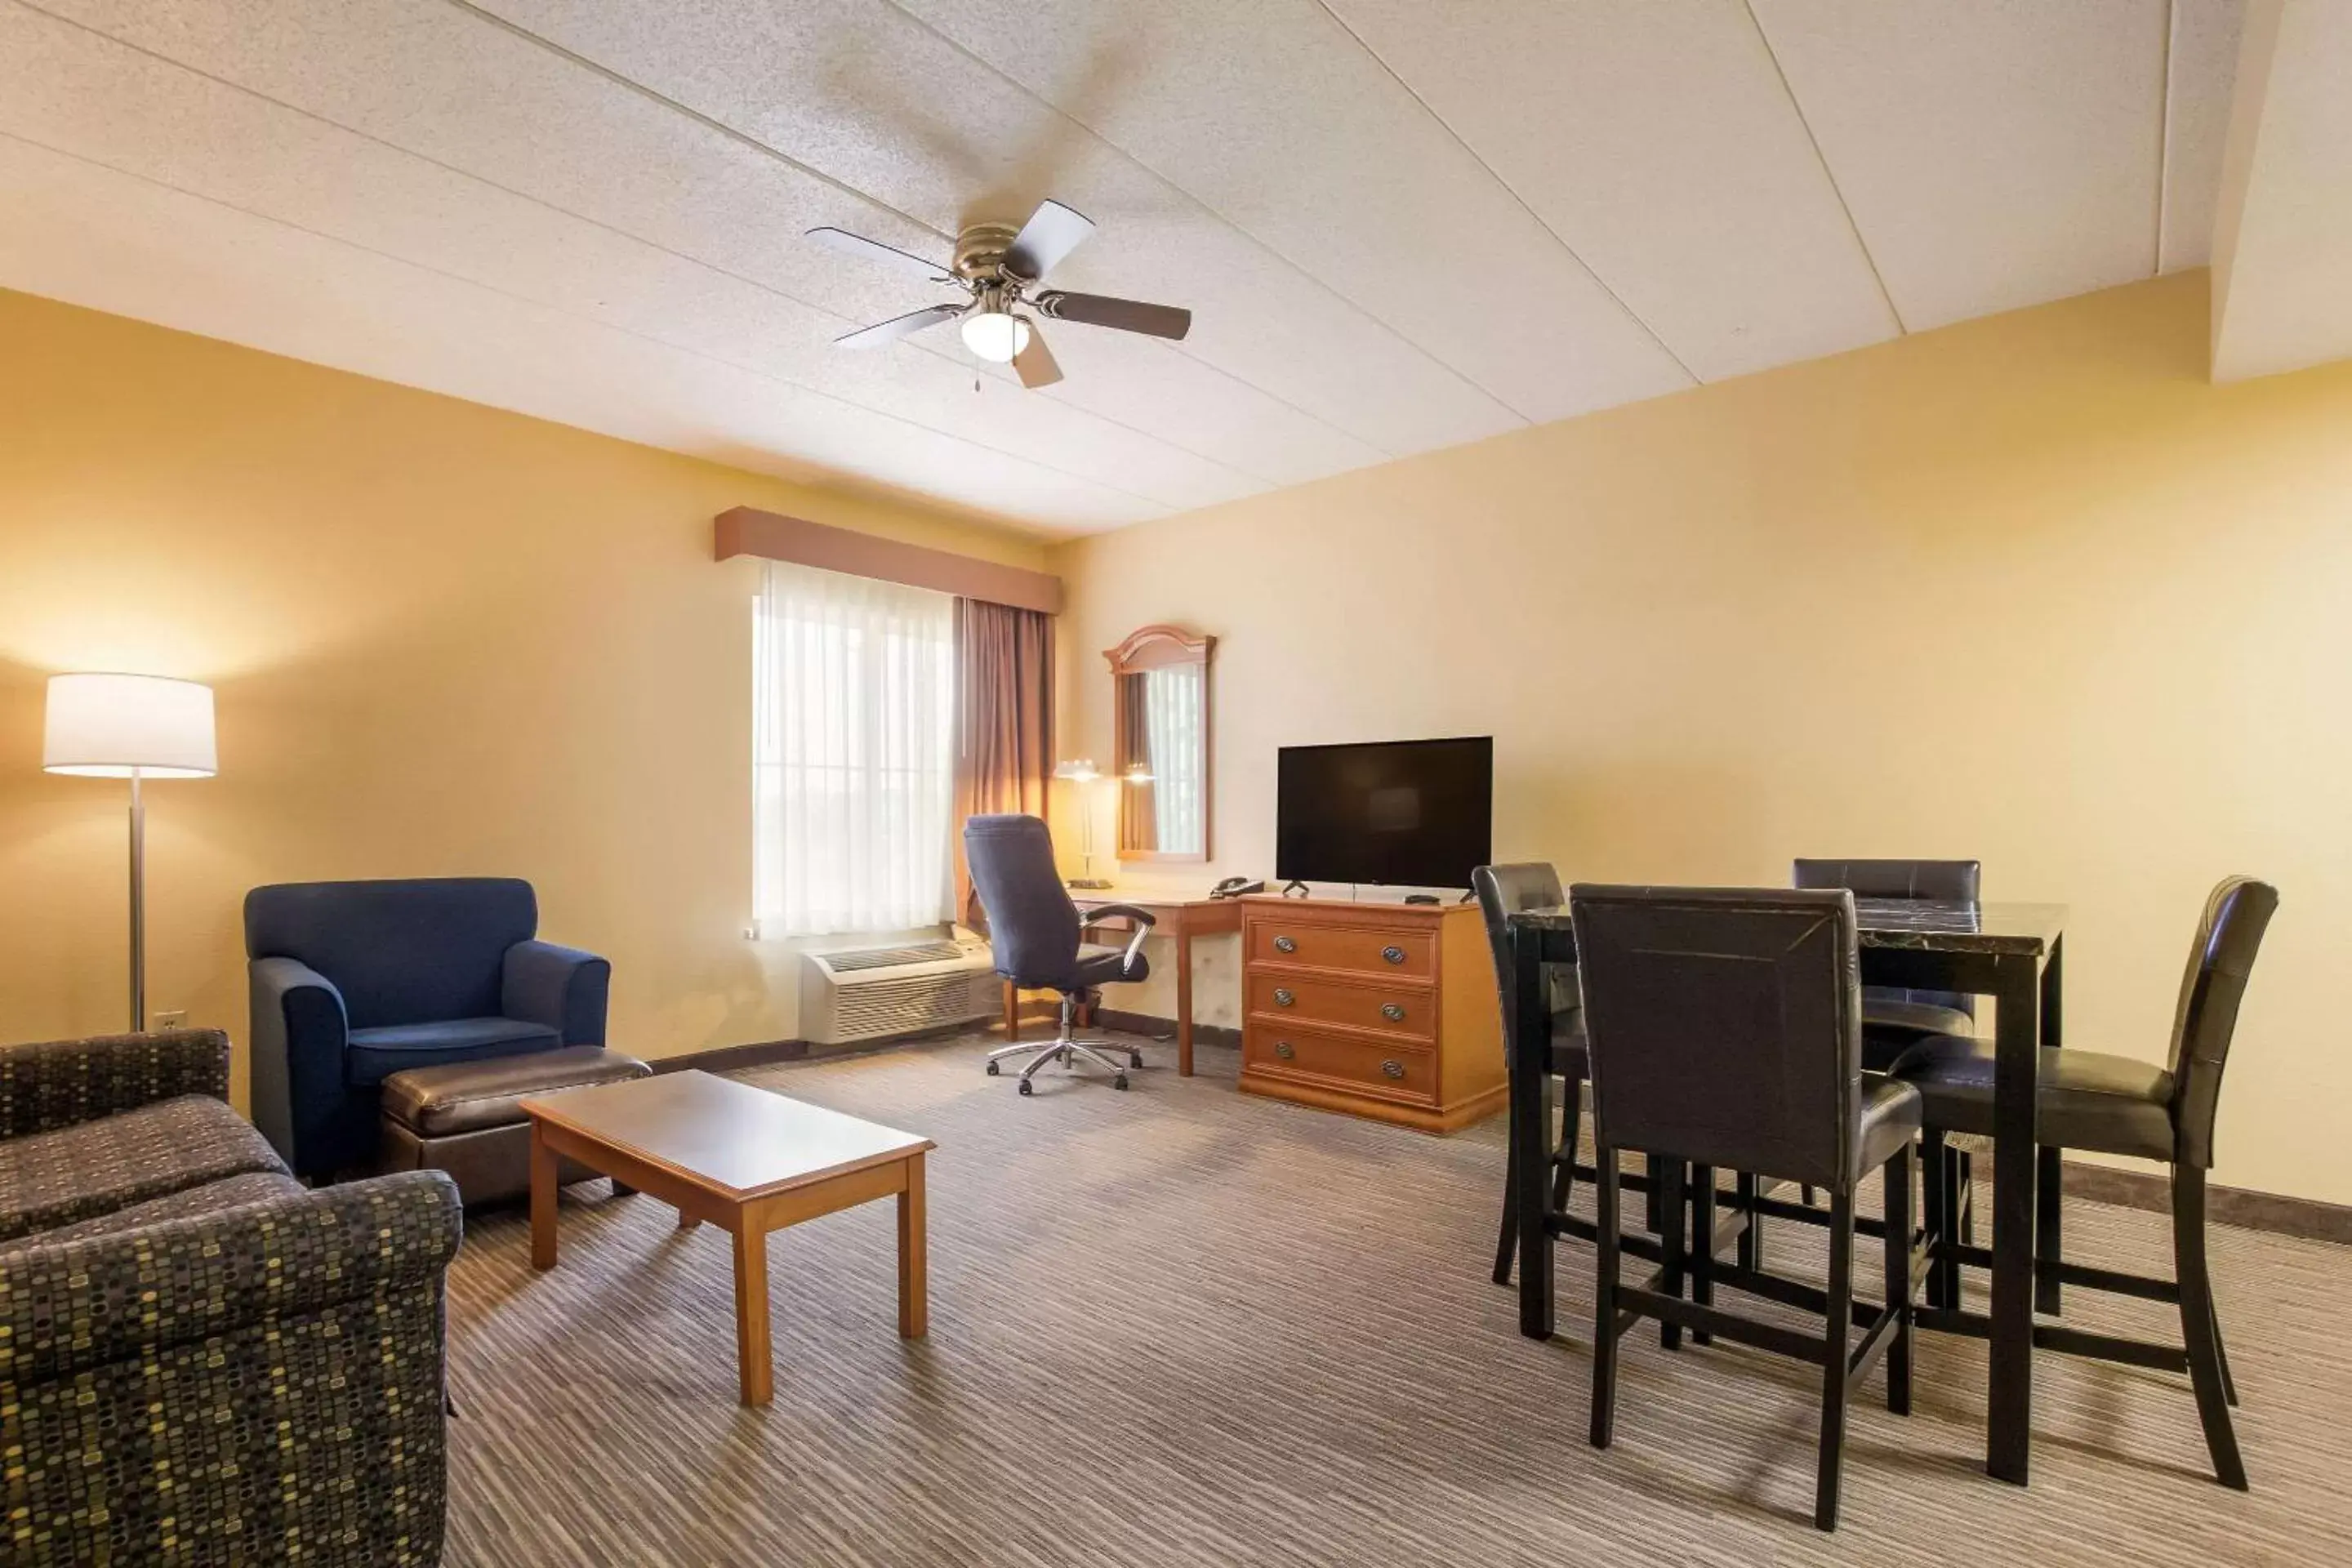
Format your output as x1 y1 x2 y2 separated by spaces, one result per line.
43 673 217 778
960 310 1031 364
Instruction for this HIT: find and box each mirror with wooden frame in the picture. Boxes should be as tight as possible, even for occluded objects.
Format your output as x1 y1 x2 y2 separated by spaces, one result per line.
1106 625 1214 862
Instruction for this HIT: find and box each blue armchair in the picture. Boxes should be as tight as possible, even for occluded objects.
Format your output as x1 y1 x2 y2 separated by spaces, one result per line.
245 877 608 1178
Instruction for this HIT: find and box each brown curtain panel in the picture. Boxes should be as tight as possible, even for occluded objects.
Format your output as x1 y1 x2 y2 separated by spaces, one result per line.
952 598 1055 924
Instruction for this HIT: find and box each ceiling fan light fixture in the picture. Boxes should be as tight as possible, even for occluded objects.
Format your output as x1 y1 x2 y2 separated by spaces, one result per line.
960 309 1031 364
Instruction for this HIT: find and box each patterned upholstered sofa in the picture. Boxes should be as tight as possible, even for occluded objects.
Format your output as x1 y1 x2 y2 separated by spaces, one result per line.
0 1027 462 1566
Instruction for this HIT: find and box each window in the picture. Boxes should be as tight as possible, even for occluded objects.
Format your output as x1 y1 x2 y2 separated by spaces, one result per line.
752 562 956 938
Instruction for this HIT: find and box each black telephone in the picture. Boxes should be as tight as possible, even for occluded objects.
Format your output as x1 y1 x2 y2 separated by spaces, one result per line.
1209 876 1265 900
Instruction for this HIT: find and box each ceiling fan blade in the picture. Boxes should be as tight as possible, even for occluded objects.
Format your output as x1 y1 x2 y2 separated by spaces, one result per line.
806 226 951 285
1013 321 1062 390
1004 199 1096 282
1035 290 1191 341
831 302 967 349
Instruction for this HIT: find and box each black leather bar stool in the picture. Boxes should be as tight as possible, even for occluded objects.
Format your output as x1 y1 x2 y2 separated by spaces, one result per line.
1898 875 2276 1490
1793 859 1983 1070
1476 862 1660 1286
1573 884 1922 1532
1789 859 1983 1265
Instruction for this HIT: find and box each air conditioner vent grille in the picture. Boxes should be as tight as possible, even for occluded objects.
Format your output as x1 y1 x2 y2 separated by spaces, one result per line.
823 942 969 972
832 971 1000 1039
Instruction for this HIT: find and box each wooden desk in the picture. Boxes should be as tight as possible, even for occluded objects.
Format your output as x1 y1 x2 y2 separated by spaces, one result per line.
522 1071 933 1407
1000 891 1245 1076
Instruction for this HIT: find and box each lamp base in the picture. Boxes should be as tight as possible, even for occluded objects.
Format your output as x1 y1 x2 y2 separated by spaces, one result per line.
1066 877 1114 890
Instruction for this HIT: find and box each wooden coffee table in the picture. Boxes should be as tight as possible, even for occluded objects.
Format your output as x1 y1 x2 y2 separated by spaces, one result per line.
520 1070 934 1407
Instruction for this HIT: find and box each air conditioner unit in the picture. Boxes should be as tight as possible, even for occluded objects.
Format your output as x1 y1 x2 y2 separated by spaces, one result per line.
799 933 1000 1047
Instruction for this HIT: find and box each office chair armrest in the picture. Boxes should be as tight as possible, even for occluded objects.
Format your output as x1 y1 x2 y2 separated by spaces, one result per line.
1079 905 1158 969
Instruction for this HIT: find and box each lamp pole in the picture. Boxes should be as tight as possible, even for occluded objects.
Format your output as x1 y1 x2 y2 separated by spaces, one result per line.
127 768 145 1032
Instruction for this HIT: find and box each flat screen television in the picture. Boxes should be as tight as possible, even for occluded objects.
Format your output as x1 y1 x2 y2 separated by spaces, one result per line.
1276 736 1494 890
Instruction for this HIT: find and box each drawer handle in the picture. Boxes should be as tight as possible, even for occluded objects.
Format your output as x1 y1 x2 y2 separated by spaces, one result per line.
1274 1040 1295 1060
1380 1058 1405 1080
1274 987 1295 1007
1381 946 1406 964
1380 1002 1406 1022
1273 935 1297 954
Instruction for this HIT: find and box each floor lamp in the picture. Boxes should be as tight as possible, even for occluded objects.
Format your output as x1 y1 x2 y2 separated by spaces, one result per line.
42 673 217 1032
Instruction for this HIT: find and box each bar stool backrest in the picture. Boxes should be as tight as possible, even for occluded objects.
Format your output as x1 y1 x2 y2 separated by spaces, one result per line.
1472 862 1569 1036
1570 885 1864 1192
2167 876 2279 1170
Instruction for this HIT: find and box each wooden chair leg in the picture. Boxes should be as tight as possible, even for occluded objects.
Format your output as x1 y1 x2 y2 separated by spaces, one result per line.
1690 1165 1716 1347
1494 1076 1544 1286
1921 1128 1948 1310
1883 1145 1914 1416
1735 1170 1762 1274
1942 1143 1967 1306
1815 1185 1855 1531
1658 1160 1686 1352
2037 1144 2065 1316
2173 1165 2247 1489
1590 1154 1624 1450
1552 1076 1584 1214
1491 1179 1519 1286
2209 1280 2239 1408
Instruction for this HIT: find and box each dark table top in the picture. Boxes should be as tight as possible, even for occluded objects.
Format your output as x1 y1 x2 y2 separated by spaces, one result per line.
1508 898 2067 956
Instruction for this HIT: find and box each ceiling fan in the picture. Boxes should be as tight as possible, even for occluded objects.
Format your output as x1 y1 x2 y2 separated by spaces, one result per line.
807 200 1192 389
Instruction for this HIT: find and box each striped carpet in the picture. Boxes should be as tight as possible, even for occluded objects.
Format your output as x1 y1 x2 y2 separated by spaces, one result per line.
443 1031 2352 1566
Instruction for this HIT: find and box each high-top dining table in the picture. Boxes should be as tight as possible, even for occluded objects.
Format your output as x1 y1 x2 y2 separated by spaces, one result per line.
1506 897 2067 1486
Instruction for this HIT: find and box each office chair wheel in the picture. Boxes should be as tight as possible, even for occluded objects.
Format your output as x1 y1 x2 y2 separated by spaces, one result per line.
987 1060 1000 1076
1018 1078 1034 1096
1128 1050 1144 1067
1114 1074 1130 1091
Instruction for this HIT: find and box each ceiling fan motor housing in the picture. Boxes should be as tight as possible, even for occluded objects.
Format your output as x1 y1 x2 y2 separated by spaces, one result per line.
953 222 1028 285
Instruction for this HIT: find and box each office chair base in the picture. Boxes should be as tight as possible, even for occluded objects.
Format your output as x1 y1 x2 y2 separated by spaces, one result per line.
988 1032 1142 1093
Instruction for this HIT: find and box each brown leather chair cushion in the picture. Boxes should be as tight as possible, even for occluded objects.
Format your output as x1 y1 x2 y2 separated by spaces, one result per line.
380 1046 649 1138
1894 1036 2176 1162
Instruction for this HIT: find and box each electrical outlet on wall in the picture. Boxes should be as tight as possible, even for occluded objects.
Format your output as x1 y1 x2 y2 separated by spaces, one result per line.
154 1009 189 1030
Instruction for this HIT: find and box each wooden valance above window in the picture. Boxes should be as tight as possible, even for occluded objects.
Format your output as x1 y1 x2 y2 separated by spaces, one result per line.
715 506 1062 616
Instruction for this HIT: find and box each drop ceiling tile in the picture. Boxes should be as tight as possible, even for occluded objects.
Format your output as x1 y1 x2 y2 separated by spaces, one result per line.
884 0 1695 421
4 0 1254 516
474 0 1513 462
1751 0 2168 330
0 132 1160 532
1321 0 1898 381
2161 0 2246 273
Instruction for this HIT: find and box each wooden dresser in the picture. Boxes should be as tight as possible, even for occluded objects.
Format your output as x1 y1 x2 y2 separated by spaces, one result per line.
1236 895 1504 1134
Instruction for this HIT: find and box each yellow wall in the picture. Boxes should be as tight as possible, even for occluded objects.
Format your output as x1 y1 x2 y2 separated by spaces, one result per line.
0 288 1046 1095
1054 271 2352 1205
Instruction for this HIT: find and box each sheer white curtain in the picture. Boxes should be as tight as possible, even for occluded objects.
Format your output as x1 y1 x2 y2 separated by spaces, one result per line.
753 562 956 938
1143 662 1205 853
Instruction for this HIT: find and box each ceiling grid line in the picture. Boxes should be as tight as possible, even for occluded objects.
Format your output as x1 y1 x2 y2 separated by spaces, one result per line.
2155 0 2178 274
871 0 1532 428
1740 0 1909 336
7 0 1276 500
437 0 950 247
0 124 1181 517
1307 0 1700 386
439 0 1401 469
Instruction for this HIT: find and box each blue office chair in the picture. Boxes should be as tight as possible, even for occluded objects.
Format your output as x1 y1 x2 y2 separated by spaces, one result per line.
246 877 608 1178
964 814 1154 1094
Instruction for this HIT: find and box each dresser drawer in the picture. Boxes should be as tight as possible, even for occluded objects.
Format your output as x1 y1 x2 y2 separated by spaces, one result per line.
1245 1024 1437 1105
1247 972 1434 1040
1246 919 1434 978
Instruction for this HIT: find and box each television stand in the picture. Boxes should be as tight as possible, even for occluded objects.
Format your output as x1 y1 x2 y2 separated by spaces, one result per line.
1233 894 1504 1134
